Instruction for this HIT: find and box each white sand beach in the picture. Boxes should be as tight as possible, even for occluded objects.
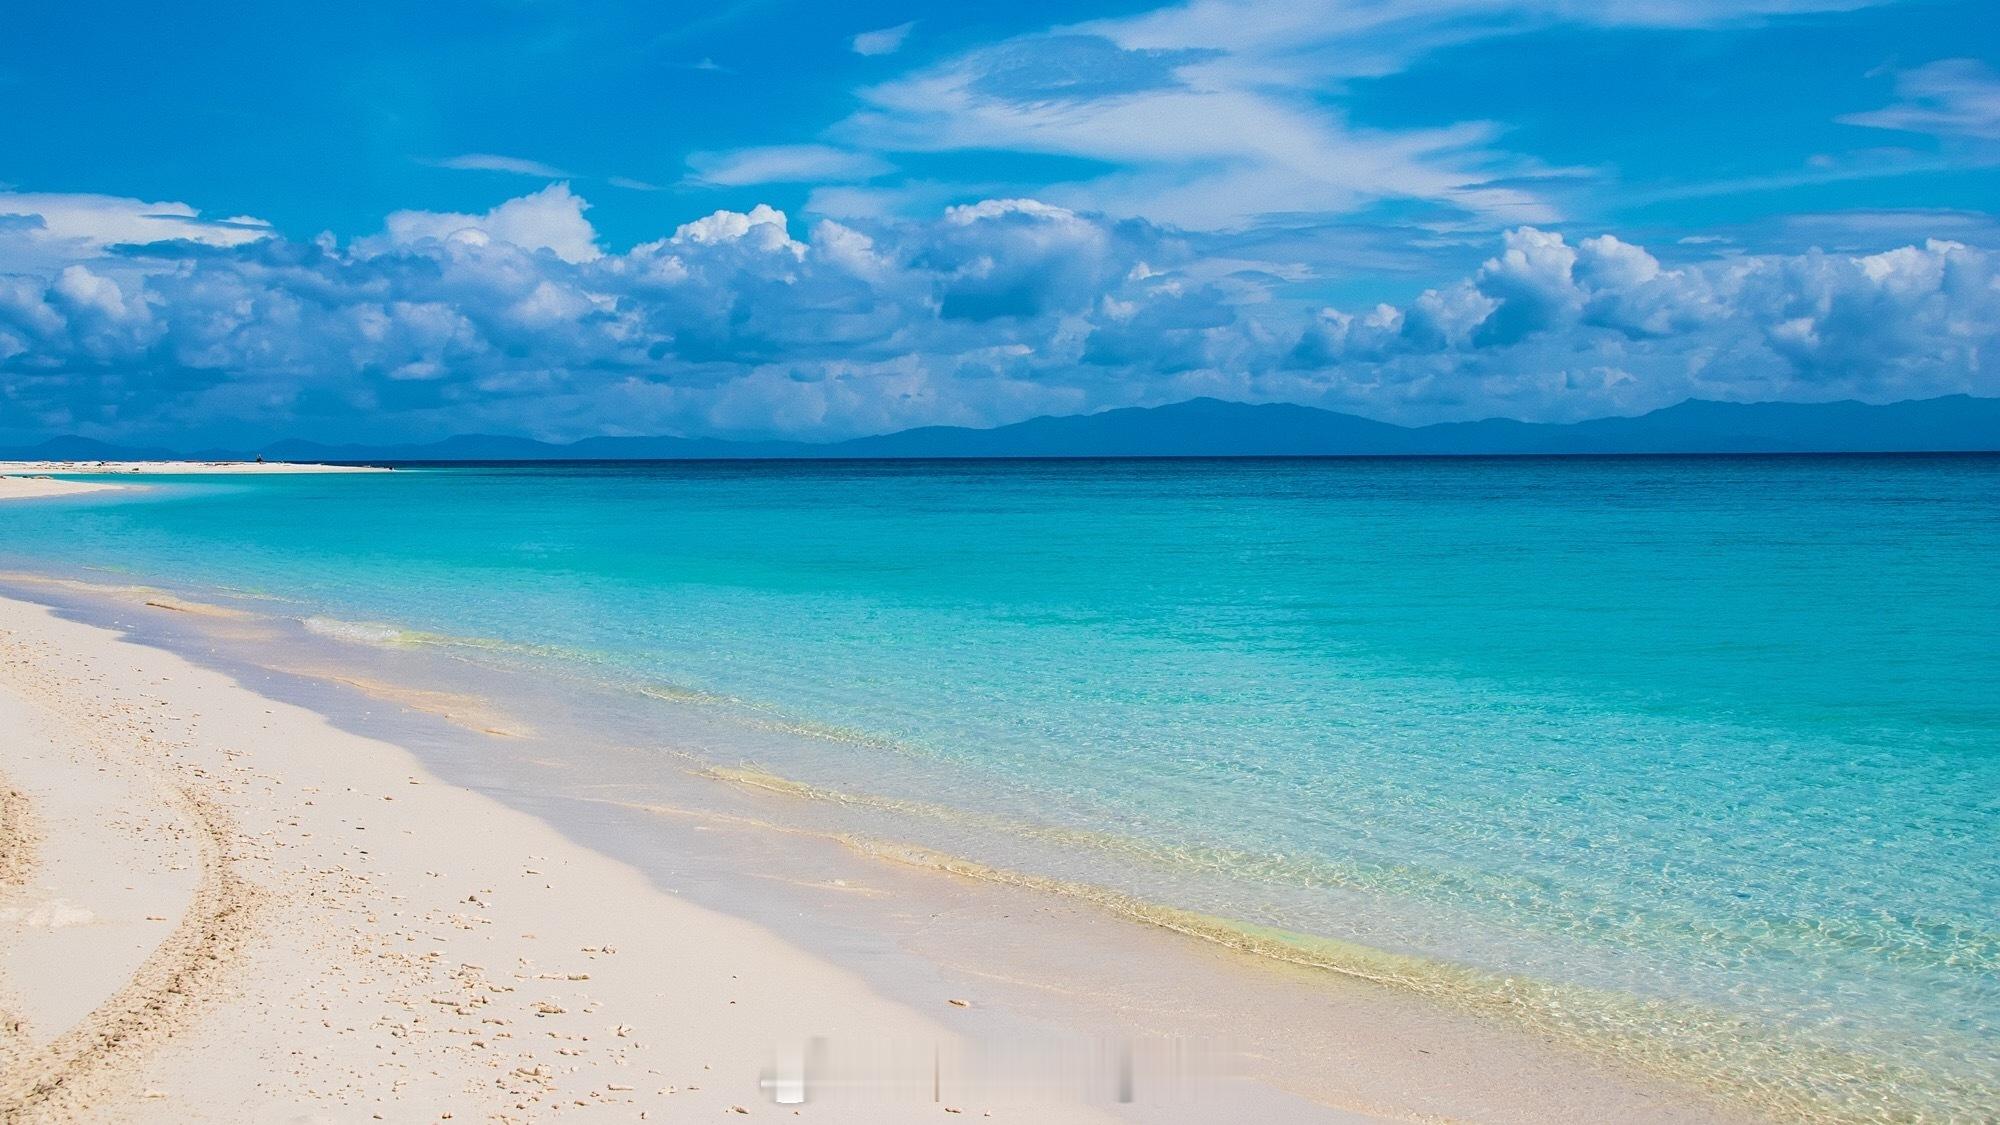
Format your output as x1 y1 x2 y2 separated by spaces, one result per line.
1 462 388 503
0 462 388 477
0 478 125 502
0 593 1127 1122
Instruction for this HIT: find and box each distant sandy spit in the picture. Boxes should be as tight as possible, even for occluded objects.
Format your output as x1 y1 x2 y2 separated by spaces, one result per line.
0 460 389 476
0 477 126 502
0 595 1108 1123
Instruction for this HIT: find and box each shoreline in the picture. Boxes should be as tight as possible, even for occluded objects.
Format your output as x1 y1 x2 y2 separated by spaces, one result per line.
0 478 127 502
0 591 1153 1122
1 461 390 477
2 460 392 503
0 563 1753 1123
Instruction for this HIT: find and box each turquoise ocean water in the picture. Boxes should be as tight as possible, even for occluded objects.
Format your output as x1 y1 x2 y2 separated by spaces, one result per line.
3 456 1996 1117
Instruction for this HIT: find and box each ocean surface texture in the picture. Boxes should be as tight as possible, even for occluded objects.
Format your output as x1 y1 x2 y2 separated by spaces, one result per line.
4 456 1995 1118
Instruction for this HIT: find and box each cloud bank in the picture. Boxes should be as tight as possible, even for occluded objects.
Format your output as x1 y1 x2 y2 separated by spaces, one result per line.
0 184 1995 444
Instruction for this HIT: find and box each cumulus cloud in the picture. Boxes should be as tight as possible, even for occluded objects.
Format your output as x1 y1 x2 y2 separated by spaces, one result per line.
0 185 1993 445
366 183 601 263
852 21 917 57
1290 227 1999 417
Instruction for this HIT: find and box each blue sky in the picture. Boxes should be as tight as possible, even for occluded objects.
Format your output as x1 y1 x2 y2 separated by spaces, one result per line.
2 0 1997 443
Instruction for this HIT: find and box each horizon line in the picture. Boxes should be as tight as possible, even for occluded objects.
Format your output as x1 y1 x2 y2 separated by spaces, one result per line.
9 391 1996 456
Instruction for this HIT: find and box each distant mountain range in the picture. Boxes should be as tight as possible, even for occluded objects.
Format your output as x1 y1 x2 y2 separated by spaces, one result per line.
9 395 2000 462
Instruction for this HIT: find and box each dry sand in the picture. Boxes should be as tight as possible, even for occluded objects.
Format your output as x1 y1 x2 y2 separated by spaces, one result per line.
2 461 387 503
0 479 125 502
0 594 1125 1123
1 462 386 476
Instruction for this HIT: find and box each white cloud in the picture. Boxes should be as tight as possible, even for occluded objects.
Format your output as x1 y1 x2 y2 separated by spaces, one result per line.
1840 59 2000 141
0 191 272 269
836 35 1550 229
370 183 601 263
424 153 574 178
1086 0 1877 65
0 185 1992 445
666 203 803 255
813 0 1889 231
852 21 917 57
686 145 893 186
1291 227 1999 417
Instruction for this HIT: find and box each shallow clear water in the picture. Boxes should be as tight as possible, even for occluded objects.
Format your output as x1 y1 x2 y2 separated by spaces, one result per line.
4 456 1997 1116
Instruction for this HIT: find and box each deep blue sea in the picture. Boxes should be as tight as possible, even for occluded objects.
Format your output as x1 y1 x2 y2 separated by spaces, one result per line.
4 456 1996 1117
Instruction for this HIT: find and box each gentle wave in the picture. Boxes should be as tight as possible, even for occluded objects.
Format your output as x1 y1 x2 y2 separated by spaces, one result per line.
301 615 419 646
294 613 928 750
704 767 2000 982
705 764 2000 1123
